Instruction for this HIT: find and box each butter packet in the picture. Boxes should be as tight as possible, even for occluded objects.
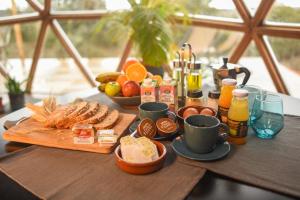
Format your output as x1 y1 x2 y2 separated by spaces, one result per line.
72 124 95 144
97 129 117 145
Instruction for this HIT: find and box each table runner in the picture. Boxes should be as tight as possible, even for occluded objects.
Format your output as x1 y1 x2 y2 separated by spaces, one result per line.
0 144 205 200
177 115 300 198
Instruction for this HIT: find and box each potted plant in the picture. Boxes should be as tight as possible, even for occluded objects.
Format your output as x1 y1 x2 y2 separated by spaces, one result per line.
5 76 26 111
96 0 188 76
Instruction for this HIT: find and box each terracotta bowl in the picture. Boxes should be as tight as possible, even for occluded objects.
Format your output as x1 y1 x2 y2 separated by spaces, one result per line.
176 106 217 130
110 95 141 107
114 141 167 175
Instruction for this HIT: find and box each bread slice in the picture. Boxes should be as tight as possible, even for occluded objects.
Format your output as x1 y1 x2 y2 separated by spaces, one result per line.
66 102 100 128
93 109 119 130
81 105 109 124
56 101 89 129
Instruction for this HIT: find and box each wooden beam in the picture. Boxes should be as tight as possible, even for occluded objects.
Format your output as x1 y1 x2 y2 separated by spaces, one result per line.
252 0 275 26
50 19 96 87
175 15 247 32
117 38 133 72
229 33 252 63
255 25 300 39
253 34 289 94
26 0 43 13
11 0 26 69
0 13 40 26
44 0 51 13
50 10 107 20
233 0 252 24
0 63 9 79
26 20 48 93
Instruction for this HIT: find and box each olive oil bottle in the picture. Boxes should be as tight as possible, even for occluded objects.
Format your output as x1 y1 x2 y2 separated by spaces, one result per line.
187 61 202 92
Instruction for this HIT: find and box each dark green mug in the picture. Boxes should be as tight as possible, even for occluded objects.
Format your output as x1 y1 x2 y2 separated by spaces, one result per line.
184 115 229 154
139 102 174 122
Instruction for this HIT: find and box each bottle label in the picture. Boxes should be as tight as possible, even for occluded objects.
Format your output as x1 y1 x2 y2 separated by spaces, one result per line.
141 87 156 103
218 106 229 123
228 118 248 137
159 85 175 105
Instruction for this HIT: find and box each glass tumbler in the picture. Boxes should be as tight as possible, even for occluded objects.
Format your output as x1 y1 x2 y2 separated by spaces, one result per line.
238 85 262 123
251 93 284 139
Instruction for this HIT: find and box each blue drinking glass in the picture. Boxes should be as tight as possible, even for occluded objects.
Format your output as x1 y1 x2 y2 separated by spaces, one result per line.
238 85 262 125
251 93 284 139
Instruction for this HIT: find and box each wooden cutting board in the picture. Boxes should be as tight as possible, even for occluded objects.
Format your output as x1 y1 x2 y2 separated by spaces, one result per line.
3 113 136 154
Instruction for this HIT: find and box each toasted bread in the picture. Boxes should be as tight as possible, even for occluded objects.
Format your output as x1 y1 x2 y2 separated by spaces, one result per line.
81 105 109 124
94 109 120 130
67 102 100 128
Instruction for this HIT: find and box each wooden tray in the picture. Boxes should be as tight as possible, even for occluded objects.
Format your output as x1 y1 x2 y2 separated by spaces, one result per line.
2 113 136 154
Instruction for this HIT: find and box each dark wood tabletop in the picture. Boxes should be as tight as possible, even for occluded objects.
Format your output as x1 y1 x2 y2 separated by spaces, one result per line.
0 88 299 200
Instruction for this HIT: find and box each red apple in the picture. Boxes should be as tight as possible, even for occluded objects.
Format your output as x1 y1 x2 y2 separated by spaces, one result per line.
122 81 140 97
183 108 199 119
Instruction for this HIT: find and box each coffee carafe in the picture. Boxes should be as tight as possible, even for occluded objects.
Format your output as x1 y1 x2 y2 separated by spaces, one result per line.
210 57 251 91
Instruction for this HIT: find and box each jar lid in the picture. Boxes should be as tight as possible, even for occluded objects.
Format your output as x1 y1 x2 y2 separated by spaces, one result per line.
222 78 237 86
232 89 248 97
208 90 220 99
187 90 203 98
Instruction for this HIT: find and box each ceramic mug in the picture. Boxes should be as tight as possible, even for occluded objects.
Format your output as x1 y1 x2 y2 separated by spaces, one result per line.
139 102 175 122
184 115 229 154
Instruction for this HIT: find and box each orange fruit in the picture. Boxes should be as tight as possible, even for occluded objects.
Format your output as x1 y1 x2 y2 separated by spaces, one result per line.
122 59 139 72
125 63 148 83
151 75 163 85
116 74 128 87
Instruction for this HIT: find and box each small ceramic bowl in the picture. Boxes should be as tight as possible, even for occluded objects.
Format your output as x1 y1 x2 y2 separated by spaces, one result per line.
110 95 141 107
114 141 167 175
176 106 217 130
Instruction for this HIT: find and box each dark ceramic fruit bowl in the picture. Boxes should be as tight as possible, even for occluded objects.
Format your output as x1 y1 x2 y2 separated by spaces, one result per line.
110 95 141 107
114 140 167 175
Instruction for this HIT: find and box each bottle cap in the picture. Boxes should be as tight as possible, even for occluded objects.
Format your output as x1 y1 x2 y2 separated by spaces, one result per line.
187 61 201 70
222 78 237 86
232 89 248 97
187 90 203 98
143 78 153 86
208 90 220 99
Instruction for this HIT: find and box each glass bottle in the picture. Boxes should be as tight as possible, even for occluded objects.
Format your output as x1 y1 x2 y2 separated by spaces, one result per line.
141 78 156 103
186 90 204 107
218 78 237 123
206 90 220 111
187 61 202 92
227 89 249 145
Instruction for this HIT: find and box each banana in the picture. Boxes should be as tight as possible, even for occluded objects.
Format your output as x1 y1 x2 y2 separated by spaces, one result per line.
97 83 106 92
95 72 121 83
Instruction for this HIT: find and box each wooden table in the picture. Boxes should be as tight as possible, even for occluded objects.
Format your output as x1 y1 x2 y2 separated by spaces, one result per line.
0 88 299 200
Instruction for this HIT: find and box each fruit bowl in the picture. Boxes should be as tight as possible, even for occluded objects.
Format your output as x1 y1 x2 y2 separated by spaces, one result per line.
109 95 141 107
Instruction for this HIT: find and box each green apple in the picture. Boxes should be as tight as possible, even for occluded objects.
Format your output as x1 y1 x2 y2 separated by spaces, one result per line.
105 81 121 97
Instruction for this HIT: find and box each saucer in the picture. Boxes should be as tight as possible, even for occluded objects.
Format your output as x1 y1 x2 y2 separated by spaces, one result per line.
171 136 230 161
129 120 180 141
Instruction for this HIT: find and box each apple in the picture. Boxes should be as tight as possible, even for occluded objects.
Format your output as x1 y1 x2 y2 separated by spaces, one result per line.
105 81 121 97
122 81 140 97
183 108 199 119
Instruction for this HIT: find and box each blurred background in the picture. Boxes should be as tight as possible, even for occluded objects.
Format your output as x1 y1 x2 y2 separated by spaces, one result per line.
0 0 299 104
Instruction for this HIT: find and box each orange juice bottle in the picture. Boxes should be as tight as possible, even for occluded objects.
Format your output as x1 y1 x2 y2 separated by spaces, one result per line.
228 89 249 145
218 78 237 123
